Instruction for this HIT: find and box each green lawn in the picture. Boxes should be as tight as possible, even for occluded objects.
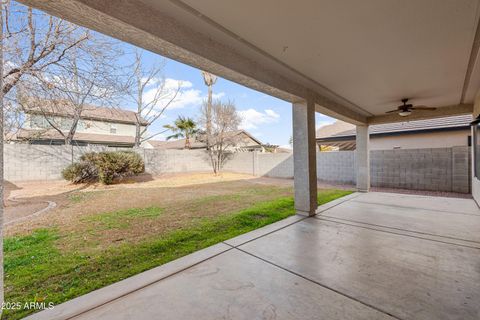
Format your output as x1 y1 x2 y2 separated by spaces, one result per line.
3 189 351 319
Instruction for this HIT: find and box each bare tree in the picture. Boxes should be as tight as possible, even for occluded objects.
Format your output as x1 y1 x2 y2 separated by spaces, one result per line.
1 1 91 138
199 100 241 174
201 71 217 150
25 35 124 145
127 50 179 147
2 1 89 96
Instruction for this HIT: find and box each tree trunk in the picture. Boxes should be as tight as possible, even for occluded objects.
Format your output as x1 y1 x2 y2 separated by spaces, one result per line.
135 73 143 148
2 61 35 96
66 114 81 145
206 84 212 150
134 120 141 147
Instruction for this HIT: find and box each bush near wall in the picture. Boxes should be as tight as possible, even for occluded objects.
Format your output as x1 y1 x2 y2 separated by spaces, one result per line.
62 151 145 184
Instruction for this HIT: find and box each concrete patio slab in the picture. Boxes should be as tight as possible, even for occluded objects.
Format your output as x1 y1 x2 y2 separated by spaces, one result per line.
62 249 394 320
224 214 306 247
352 192 480 215
319 192 480 244
317 215 480 249
240 218 480 320
25 243 232 320
224 192 361 248
26 192 480 320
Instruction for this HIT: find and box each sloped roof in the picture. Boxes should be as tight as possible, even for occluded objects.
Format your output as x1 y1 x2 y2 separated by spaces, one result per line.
147 138 206 150
23 98 148 125
14 129 136 145
316 121 355 139
146 130 263 149
317 115 472 140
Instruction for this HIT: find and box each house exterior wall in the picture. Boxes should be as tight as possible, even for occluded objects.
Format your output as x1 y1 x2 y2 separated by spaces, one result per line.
369 130 470 150
471 126 480 204
25 114 144 137
233 132 263 150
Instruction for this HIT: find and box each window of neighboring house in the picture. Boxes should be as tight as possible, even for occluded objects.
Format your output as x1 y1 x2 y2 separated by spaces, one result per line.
77 120 86 131
110 124 117 134
60 118 73 131
30 115 49 129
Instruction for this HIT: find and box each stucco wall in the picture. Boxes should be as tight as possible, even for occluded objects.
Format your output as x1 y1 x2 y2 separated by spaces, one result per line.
25 114 143 137
369 130 470 150
471 126 480 204
4 145 471 193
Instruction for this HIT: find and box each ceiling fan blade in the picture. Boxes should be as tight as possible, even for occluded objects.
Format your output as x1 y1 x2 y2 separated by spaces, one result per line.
385 109 399 113
411 106 436 110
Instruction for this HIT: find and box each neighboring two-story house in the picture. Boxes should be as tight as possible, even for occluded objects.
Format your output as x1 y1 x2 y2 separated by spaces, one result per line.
12 100 147 147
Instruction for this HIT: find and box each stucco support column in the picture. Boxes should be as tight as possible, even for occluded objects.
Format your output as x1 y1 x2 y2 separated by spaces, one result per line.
356 125 370 192
293 98 317 216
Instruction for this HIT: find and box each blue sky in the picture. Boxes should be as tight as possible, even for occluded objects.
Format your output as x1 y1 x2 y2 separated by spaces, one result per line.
9 1 336 147
122 48 336 147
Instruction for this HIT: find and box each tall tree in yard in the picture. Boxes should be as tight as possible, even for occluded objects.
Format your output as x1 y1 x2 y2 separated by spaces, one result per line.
127 50 180 147
201 71 217 149
164 116 198 149
199 100 241 174
25 35 124 145
2 1 90 137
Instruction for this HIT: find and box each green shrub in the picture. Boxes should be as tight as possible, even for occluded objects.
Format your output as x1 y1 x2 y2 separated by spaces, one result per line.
62 162 97 183
63 151 144 184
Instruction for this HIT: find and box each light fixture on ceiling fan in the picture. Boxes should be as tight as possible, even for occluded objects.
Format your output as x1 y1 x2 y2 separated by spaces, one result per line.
385 98 436 117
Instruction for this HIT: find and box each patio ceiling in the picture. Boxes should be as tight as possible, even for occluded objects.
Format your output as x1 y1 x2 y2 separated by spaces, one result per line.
17 0 480 124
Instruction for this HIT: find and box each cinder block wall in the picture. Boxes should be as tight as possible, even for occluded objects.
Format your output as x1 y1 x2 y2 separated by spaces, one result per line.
5 145 72 181
370 147 471 193
317 151 356 184
4 145 471 193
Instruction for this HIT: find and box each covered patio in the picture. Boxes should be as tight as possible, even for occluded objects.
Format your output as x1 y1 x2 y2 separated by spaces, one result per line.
26 192 480 320
7 0 480 319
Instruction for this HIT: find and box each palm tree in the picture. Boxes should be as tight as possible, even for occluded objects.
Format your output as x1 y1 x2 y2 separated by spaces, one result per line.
164 116 198 149
201 71 217 149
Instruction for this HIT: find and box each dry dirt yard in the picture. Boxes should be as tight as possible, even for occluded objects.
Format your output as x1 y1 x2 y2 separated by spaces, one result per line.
4 172 354 320
5 172 294 240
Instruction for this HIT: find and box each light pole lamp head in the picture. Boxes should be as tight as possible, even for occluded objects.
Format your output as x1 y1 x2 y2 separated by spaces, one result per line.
201 70 217 86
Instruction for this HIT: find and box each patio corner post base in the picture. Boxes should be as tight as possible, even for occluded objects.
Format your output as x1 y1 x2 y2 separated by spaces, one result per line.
356 124 370 192
293 97 318 217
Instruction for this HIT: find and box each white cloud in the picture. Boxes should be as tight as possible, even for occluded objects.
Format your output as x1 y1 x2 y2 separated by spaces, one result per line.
265 109 280 119
238 108 280 130
142 78 225 112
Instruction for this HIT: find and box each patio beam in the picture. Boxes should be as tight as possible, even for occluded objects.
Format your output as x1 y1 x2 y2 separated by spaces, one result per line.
356 125 370 192
17 0 368 126
293 97 318 216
